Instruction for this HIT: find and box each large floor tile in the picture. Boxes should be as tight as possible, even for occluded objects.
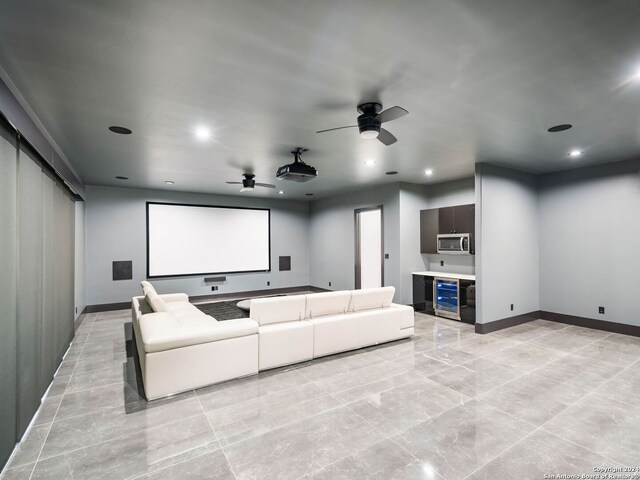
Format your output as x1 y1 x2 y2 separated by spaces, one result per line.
467 429 614 480
422 345 477 366
394 400 536 480
141 449 235 479
6 424 50 468
308 438 431 480
478 372 589 427
223 406 384 480
55 383 130 421
31 415 217 480
492 322 552 342
333 370 424 404
0 463 35 480
346 378 469 436
484 342 566 372
63 363 125 394
573 338 640 367
41 393 202 459
595 360 640 406
451 335 519 357
310 358 411 395
428 358 522 398
533 350 625 390
529 328 601 352
543 392 640 466
205 382 341 446
197 367 311 411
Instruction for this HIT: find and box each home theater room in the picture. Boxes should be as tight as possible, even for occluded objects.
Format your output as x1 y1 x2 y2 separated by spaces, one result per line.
1 1 640 479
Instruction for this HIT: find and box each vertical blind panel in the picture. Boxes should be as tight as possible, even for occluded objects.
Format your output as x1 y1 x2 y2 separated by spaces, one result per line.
17 146 44 438
40 172 56 395
53 183 75 364
0 125 18 466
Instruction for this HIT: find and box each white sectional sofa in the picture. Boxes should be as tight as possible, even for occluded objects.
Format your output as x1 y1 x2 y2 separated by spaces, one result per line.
132 283 414 400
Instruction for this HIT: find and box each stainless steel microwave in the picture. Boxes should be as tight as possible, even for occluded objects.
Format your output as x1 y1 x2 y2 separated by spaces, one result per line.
437 233 471 255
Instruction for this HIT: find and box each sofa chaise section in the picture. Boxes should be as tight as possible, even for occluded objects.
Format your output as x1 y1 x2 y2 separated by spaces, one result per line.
132 292 258 400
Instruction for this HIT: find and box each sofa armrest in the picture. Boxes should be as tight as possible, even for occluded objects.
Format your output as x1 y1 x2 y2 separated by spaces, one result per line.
158 293 189 303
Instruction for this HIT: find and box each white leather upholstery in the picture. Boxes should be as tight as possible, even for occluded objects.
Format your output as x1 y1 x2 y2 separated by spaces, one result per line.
305 291 351 318
348 286 395 312
133 283 414 401
144 287 167 313
139 312 257 353
250 295 305 325
259 321 313 370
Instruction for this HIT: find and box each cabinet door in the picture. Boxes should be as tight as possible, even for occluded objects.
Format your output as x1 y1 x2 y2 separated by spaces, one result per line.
420 209 439 254
424 276 435 315
453 204 474 235
438 206 455 234
412 275 426 309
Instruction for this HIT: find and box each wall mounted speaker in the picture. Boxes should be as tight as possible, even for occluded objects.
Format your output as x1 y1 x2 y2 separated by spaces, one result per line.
279 256 291 271
112 261 132 281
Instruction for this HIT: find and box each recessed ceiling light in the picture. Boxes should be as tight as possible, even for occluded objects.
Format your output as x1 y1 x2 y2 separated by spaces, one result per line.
194 126 211 141
364 159 375 167
305 193 314 196
278 190 284 195
164 180 175 185
569 150 582 157
425 169 434 176
547 124 572 133
385 171 398 175
115 176 129 180
109 126 132 135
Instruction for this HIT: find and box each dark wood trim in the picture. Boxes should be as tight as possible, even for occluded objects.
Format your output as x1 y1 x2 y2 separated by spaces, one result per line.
85 285 330 313
86 302 132 313
540 311 640 337
475 310 540 334
74 306 88 330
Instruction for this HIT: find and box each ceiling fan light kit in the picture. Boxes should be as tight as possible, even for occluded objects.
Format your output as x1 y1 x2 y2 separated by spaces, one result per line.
226 173 275 192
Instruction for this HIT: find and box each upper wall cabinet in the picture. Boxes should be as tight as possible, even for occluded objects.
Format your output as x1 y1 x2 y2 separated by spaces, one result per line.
420 203 475 254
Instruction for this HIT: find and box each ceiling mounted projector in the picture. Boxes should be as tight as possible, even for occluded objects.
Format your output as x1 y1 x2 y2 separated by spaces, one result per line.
276 148 317 182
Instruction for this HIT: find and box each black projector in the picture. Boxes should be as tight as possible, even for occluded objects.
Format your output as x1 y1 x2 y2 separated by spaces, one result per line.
276 162 317 182
277 148 317 182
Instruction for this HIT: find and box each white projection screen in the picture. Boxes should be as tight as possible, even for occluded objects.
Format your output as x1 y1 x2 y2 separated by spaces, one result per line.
147 202 271 277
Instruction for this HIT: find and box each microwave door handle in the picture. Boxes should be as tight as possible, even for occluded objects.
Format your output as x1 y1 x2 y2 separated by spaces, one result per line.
460 236 464 251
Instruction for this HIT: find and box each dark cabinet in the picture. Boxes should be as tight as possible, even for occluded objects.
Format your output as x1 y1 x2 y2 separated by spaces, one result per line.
420 203 475 254
412 274 435 314
419 209 439 254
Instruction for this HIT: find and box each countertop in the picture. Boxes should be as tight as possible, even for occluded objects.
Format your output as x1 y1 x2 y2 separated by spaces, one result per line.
412 271 476 281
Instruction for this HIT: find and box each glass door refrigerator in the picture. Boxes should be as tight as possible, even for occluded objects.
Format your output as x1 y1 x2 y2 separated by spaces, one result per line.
433 277 460 320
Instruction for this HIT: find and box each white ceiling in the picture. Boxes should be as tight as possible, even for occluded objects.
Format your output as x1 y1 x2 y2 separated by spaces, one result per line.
1 0 640 199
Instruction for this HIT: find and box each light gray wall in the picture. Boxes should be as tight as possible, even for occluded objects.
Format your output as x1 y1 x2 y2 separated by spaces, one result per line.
85 185 310 305
74 200 86 318
476 164 539 324
398 179 475 305
309 184 400 294
539 160 640 326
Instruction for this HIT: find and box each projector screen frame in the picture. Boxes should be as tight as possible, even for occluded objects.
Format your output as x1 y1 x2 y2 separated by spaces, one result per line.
145 201 272 279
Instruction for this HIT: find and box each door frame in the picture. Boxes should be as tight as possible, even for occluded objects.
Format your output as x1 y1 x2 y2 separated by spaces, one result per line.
354 205 384 289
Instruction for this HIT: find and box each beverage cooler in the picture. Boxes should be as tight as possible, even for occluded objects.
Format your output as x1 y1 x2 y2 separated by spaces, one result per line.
434 277 460 320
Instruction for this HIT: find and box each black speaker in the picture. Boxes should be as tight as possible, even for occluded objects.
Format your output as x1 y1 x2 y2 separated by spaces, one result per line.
279 256 291 271
112 261 132 281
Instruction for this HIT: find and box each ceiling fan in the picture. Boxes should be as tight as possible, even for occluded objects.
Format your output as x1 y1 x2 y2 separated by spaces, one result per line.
316 102 408 146
226 173 275 192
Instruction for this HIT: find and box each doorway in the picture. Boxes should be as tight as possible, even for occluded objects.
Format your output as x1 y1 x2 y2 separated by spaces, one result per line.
354 206 383 289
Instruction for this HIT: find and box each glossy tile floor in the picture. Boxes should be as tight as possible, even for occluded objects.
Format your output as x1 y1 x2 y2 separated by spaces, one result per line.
3 311 640 480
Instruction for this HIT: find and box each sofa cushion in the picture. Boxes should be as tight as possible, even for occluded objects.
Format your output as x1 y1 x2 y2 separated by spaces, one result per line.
141 280 154 292
348 286 395 312
139 312 258 353
144 286 167 313
305 291 351 318
250 295 306 325
164 302 208 320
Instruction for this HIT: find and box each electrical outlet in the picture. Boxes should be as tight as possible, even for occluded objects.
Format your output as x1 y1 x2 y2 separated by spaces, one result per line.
329 281 332 287
599 306 605 314
510 304 514 311
440 260 444 267
384 253 389 259
211 286 218 291
267 281 270 286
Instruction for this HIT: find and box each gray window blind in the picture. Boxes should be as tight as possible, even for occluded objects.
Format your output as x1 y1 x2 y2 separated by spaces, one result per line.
0 121 18 469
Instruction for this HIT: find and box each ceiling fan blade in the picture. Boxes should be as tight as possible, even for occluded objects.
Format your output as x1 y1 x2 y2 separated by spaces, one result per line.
226 181 242 185
377 128 398 146
255 183 276 189
316 125 358 134
376 106 408 123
